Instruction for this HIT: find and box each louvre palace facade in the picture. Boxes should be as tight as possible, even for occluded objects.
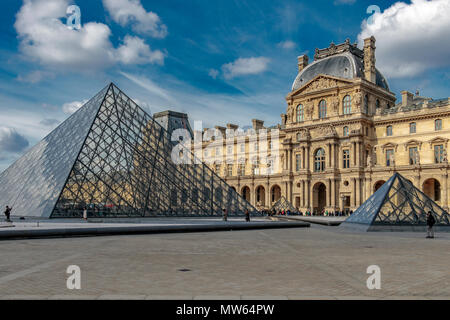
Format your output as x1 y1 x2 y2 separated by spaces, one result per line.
197 36 450 214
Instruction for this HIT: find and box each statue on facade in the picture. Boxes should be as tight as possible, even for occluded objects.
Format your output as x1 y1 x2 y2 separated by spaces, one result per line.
367 152 373 168
389 152 395 166
443 149 448 163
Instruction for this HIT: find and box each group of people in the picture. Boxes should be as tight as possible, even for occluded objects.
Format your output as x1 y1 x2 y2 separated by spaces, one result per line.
301 209 353 217
222 208 250 222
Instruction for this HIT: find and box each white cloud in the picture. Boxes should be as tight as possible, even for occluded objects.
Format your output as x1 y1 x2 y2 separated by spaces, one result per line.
14 0 165 72
116 35 165 65
278 41 296 49
62 99 88 114
221 57 270 79
0 127 29 154
358 0 450 78
102 0 167 37
208 69 219 79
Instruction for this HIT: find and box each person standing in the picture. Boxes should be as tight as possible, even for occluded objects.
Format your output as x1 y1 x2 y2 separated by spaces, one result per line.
222 208 228 221
245 209 250 222
426 211 436 239
83 207 88 221
4 206 12 222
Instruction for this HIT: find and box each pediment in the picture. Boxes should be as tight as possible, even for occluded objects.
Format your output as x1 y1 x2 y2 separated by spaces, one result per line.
288 74 355 98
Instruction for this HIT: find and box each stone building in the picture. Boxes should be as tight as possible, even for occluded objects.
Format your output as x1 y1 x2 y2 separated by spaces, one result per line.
195 36 450 213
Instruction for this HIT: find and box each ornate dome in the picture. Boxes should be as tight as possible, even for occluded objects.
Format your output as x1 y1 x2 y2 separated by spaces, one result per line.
292 42 389 92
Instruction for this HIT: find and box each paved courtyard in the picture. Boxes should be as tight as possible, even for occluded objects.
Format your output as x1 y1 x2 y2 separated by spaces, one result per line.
0 224 448 300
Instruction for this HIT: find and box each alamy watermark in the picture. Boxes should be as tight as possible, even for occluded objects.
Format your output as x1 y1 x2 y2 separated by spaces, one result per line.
366 265 381 290
66 5 81 30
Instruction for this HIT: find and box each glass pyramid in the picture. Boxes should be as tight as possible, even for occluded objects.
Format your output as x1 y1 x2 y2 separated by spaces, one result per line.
342 172 450 230
0 83 257 218
270 196 297 213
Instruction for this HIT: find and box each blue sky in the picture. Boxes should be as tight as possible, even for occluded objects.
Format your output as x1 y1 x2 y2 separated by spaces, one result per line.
1 0 450 171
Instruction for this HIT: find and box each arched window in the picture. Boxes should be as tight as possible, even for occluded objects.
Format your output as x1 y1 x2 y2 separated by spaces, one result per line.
314 148 325 172
364 94 369 114
343 126 349 137
296 104 304 122
343 95 351 114
376 99 380 109
319 100 327 119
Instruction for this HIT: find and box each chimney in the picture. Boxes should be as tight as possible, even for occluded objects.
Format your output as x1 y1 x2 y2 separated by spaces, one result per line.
363 36 376 83
252 119 264 130
297 55 309 72
226 123 238 130
401 91 414 107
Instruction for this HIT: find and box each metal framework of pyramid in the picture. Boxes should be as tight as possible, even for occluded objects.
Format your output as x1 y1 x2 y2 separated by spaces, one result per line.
341 172 450 231
0 83 258 218
270 196 297 213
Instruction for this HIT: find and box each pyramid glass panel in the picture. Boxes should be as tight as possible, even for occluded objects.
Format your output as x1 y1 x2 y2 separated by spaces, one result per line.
342 173 450 230
50 84 257 218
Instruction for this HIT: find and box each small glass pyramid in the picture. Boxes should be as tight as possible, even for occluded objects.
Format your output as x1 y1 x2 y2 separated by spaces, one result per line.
342 172 450 230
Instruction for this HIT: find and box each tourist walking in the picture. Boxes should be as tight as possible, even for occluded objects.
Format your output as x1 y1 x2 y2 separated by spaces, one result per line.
222 208 228 221
4 206 11 222
83 207 88 220
426 211 436 239
245 209 250 222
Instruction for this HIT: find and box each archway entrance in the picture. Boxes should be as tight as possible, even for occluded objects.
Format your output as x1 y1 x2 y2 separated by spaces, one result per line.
423 178 441 202
271 185 281 204
313 182 326 214
256 186 266 207
374 180 386 192
241 186 250 202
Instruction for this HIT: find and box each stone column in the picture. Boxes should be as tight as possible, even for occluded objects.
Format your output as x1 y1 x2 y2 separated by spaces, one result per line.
327 178 331 207
444 174 448 209
306 146 310 171
302 147 305 169
353 142 356 166
328 143 332 168
250 183 255 206
356 142 361 167
331 143 336 168
307 180 311 209
288 149 292 172
331 179 336 208
301 180 305 207
352 178 356 207
265 182 270 207
356 178 361 206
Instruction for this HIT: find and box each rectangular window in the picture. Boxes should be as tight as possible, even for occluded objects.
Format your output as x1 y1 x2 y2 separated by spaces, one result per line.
254 143 259 152
227 164 233 176
410 122 416 134
227 146 233 154
434 145 444 163
296 154 301 171
343 150 350 169
238 164 245 175
240 143 245 152
386 149 394 166
386 126 393 136
409 147 418 165
435 119 442 131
